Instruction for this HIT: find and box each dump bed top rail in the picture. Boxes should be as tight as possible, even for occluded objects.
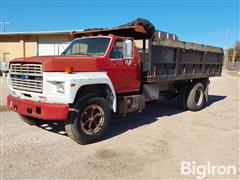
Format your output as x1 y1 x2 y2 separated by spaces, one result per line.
153 39 223 54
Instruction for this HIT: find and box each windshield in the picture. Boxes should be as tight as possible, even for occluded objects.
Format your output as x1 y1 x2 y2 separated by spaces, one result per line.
62 37 110 56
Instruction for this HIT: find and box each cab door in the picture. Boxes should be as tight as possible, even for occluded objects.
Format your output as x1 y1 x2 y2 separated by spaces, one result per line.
106 38 141 94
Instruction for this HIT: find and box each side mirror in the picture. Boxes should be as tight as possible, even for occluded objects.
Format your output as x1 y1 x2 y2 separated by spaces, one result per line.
123 39 133 59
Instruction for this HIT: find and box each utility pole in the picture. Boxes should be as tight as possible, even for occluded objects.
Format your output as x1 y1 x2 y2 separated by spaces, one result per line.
224 29 229 69
0 21 10 32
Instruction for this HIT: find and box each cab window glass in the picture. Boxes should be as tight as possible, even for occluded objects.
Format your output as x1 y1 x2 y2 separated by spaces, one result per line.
110 39 124 59
63 37 110 56
72 43 88 54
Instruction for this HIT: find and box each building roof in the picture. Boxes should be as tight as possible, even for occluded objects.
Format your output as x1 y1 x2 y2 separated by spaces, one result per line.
0 30 82 36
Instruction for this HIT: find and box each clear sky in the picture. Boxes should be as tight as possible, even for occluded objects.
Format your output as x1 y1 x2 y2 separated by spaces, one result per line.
0 0 239 48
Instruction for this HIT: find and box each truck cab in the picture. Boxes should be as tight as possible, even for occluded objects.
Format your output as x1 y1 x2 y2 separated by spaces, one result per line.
7 34 146 143
7 35 141 113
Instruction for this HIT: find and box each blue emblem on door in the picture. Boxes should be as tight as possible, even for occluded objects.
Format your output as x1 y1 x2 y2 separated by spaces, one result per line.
20 74 28 81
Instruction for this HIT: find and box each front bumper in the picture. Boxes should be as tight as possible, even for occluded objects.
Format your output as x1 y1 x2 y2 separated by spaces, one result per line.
7 95 69 121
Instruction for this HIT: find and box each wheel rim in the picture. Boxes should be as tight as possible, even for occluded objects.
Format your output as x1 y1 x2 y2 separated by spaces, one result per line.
195 88 204 106
80 104 105 135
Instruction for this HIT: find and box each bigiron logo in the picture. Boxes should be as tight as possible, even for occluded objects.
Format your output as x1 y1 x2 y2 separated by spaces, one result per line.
180 161 237 179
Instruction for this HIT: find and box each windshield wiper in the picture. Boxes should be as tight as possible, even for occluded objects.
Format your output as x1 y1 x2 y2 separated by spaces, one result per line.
78 53 92 57
61 52 92 56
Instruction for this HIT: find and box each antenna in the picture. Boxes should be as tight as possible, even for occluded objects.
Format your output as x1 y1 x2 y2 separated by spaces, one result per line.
0 21 10 32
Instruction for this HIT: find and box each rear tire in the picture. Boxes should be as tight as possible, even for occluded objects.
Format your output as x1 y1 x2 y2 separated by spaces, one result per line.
177 82 205 111
186 83 205 111
65 94 111 144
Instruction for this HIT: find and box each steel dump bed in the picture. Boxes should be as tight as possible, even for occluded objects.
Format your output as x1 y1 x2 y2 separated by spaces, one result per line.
144 39 224 82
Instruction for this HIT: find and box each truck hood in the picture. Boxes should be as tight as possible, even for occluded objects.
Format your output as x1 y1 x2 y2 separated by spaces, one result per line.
10 56 104 72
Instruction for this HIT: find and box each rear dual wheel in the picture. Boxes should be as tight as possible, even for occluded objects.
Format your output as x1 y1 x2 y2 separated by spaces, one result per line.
178 82 205 111
65 94 111 144
186 83 205 111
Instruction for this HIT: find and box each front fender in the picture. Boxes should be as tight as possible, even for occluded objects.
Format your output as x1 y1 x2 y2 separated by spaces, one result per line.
43 72 117 112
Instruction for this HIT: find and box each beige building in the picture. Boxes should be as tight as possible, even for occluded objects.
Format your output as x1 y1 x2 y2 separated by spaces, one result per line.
0 31 76 62
0 30 157 62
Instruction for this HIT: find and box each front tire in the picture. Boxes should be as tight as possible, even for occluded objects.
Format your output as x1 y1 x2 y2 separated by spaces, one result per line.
65 94 111 144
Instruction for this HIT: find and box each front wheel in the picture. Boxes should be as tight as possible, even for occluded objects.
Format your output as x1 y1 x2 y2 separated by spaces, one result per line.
65 94 111 144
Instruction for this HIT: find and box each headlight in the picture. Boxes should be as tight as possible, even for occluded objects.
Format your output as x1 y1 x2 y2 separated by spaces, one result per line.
56 82 65 93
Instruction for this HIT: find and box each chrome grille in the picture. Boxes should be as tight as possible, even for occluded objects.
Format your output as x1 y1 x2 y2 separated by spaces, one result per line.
10 63 42 76
9 63 43 93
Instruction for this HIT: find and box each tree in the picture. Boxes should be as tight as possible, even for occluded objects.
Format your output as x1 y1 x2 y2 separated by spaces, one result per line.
235 41 240 62
228 41 240 62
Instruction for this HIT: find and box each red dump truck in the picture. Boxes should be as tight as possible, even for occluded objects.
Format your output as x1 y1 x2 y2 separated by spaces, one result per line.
7 19 223 144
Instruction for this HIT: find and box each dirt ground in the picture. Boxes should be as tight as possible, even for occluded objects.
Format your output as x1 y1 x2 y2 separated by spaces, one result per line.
1 70 239 179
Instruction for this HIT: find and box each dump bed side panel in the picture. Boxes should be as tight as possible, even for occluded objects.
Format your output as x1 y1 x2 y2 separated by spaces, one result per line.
143 39 223 82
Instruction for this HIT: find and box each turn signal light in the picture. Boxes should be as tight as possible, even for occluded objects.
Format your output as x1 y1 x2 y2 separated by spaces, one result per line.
64 66 73 73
